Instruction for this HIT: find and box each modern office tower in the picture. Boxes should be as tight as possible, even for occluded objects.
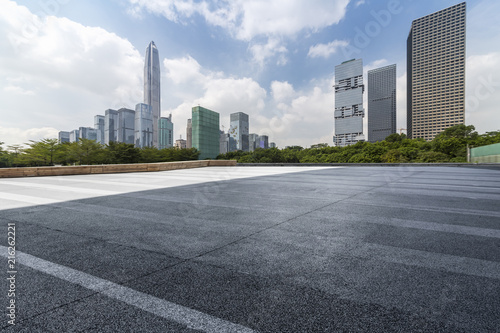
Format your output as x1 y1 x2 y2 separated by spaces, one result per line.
117 108 135 144
270 142 276 148
192 106 220 160
104 109 118 144
159 114 174 149
407 2 466 140
229 112 249 151
368 64 397 143
186 118 192 148
258 135 269 149
94 115 105 145
79 127 98 141
333 58 365 147
144 41 160 148
219 130 235 154
69 129 79 143
58 131 70 143
135 103 153 148
175 138 186 149
249 133 259 151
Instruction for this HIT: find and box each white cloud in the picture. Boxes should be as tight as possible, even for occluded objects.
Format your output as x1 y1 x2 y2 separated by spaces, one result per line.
249 38 288 66
355 0 365 7
128 0 350 65
0 127 59 148
308 40 349 59
0 1 143 146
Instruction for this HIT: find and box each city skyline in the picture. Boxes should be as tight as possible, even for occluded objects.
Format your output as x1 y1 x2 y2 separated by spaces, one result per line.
1 0 499 148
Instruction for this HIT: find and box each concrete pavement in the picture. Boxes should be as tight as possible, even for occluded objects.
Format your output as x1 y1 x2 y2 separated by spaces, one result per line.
0 166 499 332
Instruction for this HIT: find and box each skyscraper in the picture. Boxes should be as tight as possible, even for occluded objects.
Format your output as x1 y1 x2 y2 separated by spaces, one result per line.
69 129 79 143
58 131 70 143
229 112 249 151
333 59 365 147
249 133 259 152
104 109 118 144
79 127 98 141
192 106 220 160
117 108 135 144
159 114 174 149
186 118 192 149
144 41 160 148
407 2 466 141
94 115 105 145
135 103 153 148
368 64 397 143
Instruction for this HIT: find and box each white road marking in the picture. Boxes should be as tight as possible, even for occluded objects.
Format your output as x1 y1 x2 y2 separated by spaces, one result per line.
0 245 256 333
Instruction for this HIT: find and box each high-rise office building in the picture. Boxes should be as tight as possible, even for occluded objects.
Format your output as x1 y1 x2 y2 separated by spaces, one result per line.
368 64 397 143
186 118 192 148
192 106 220 160
117 108 135 144
258 135 269 149
229 112 249 151
94 115 105 145
219 130 235 155
79 127 98 141
333 59 365 147
159 114 174 149
104 109 118 144
144 41 160 148
58 131 70 143
270 142 276 148
69 129 79 143
407 2 466 140
249 133 259 152
135 103 153 148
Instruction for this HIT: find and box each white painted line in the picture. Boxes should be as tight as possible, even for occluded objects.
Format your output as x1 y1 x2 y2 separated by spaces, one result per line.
0 246 256 333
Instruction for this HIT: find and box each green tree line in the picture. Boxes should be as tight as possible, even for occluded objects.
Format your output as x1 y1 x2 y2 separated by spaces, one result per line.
217 125 500 163
0 139 200 168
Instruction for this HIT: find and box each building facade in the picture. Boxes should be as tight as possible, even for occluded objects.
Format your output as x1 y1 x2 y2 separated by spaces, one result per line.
333 59 365 147
175 138 186 149
144 41 160 148
79 127 98 141
192 106 220 160
104 109 118 144
135 103 153 148
58 131 70 143
407 2 466 140
69 129 79 143
368 64 397 143
117 108 135 144
249 133 259 152
186 118 192 148
159 114 174 149
94 115 105 145
258 135 269 149
229 112 249 151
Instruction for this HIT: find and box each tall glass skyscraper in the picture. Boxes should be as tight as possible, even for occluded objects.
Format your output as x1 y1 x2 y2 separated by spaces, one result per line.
192 106 220 160
144 41 160 148
368 64 397 143
79 127 98 141
333 59 365 147
117 108 135 144
135 103 153 148
159 114 174 149
229 112 249 151
58 131 70 143
407 2 466 141
104 109 118 144
94 115 105 145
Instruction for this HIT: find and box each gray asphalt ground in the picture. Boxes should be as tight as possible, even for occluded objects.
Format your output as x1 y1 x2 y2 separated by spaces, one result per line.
0 166 499 332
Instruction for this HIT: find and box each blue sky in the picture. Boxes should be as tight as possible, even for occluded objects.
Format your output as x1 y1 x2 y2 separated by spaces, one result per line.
1 0 499 148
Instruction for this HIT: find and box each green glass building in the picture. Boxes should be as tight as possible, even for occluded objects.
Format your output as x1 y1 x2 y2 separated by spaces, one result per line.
192 106 220 159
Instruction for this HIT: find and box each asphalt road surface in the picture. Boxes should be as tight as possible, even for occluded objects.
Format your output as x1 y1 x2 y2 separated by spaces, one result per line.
0 166 499 332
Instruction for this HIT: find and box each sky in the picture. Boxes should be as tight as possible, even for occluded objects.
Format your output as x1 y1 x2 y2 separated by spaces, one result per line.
1 0 499 148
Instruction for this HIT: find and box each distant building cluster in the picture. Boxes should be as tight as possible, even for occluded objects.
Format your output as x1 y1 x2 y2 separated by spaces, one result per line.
59 42 173 149
185 107 275 160
333 2 466 146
